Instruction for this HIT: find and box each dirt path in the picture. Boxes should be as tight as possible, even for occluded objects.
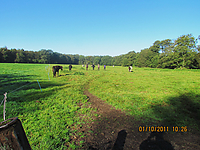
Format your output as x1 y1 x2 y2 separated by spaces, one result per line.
73 90 200 150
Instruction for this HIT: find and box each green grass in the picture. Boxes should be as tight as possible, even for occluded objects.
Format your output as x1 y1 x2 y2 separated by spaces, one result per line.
0 63 99 149
89 66 200 131
0 64 200 149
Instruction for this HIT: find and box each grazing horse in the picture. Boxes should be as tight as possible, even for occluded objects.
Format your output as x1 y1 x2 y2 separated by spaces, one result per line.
52 66 63 77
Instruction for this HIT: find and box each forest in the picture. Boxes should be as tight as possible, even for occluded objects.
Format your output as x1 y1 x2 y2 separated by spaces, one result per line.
1 34 200 69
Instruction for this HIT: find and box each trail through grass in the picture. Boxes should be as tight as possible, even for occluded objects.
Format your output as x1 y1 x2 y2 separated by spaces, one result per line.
0 63 101 149
0 64 200 149
89 67 200 131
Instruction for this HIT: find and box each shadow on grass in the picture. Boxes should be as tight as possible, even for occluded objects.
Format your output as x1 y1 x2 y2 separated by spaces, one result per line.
0 73 70 121
6 81 68 103
84 91 200 149
151 92 200 132
0 74 36 88
0 73 67 103
0 74 37 99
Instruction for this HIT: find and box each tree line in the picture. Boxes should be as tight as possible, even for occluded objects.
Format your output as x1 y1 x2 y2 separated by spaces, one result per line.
0 48 79 64
1 34 200 69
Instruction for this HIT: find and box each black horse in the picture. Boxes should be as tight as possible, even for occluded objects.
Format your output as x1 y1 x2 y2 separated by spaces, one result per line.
69 64 72 71
52 66 63 77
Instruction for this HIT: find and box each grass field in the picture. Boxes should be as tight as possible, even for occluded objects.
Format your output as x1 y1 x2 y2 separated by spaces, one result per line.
0 63 200 149
89 67 200 130
0 63 98 149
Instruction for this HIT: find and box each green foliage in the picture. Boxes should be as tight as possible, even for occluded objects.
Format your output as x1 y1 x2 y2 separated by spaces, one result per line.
100 55 113 66
173 34 197 68
122 58 129 67
137 48 158 67
85 56 94 64
1 34 199 69
160 39 173 53
15 50 26 63
93 56 101 65
141 34 199 69
150 40 160 53
112 55 123 66
78 55 85 65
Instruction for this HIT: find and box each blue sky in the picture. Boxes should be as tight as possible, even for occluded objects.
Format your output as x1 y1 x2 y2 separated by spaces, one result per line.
0 0 199 56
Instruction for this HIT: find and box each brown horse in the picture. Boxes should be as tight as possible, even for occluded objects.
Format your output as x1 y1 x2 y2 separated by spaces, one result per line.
52 66 63 77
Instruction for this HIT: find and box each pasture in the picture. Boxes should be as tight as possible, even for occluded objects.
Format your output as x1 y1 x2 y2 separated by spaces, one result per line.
0 63 97 149
89 67 200 130
0 63 200 149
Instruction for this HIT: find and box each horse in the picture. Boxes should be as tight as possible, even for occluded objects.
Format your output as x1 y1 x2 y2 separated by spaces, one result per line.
69 64 72 71
52 66 63 77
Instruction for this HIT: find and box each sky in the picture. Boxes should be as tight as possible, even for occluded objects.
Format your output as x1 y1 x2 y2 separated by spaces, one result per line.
0 0 199 56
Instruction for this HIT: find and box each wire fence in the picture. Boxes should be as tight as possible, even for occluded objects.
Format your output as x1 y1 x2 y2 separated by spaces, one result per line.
0 80 42 121
0 65 51 121
3 64 51 95
45 64 51 80
9 82 33 94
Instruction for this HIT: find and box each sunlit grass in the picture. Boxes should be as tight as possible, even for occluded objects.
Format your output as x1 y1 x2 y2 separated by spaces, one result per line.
0 63 99 149
89 66 200 130
1 63 200 149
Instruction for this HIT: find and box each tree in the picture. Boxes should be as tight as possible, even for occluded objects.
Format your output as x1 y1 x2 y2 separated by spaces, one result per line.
15 49 26 63
160 39 173 53
93 56 101 65
196 52 200 68
112 55 123 66
38 49 51 64
64 55 71 64
51 52 60 64
158 50 180 69
173 34 197 68
79 55 85 65
0 49 3 63
122 58 129 66
69 55 79 64
100 55 113 65
137 48 158 67
150 40 161 53
25 51 36 63
1 34 199 69
1 47 9 62
85 56 94 64
59 55 67 64
123 51 137 66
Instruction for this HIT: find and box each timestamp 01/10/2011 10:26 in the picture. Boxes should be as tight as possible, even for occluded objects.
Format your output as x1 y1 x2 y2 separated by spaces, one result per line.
138 126 187 132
